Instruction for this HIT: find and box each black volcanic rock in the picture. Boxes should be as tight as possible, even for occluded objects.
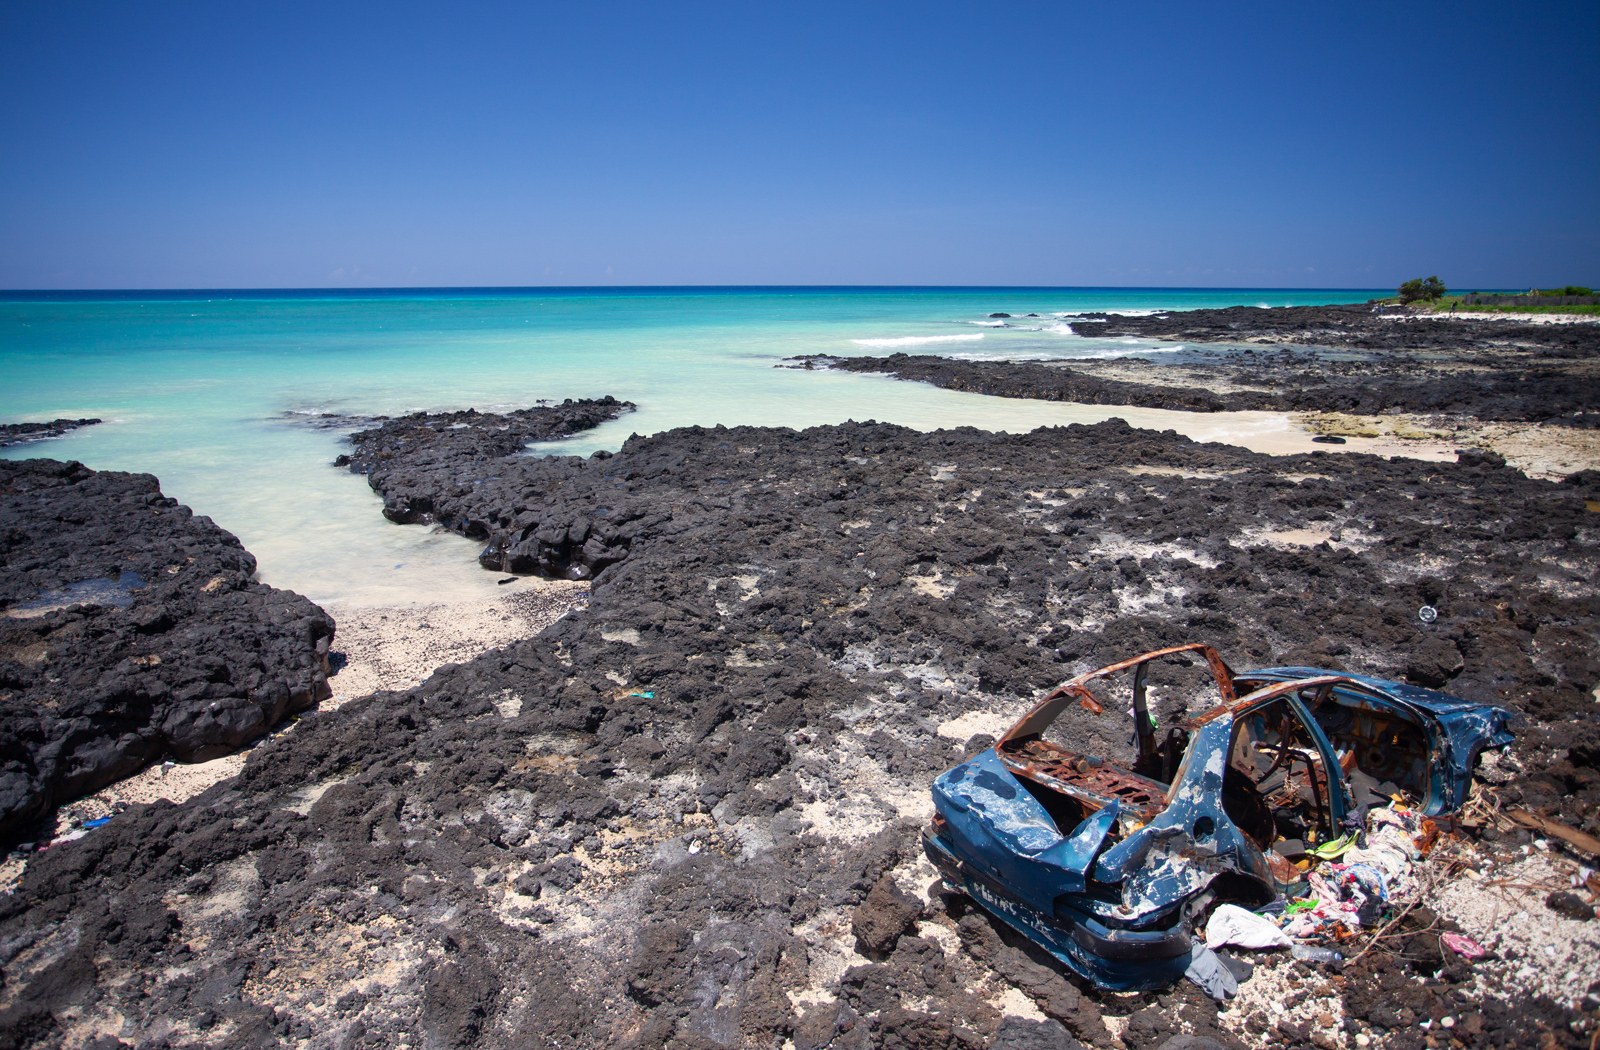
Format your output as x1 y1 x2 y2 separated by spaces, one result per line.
0 418 101 449
340 398 635 484
341 397 640 580
1066 302 1600 355
798 353 1256 412
0 459 333 841
801 334 1600 423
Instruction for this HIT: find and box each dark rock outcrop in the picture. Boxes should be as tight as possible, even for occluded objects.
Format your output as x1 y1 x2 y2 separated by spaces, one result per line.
802 334 1600 423
0 419 101 449
1066 303 1600 355
798 354 1256 412
853 874 922 957
338 397 638 579
0 459 333 841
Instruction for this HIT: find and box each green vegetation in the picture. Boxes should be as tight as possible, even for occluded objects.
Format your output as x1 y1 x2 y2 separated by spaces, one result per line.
1398 276 1447 303
1371 285 1598 315
1420 296 1600 316
1460 303 1600 315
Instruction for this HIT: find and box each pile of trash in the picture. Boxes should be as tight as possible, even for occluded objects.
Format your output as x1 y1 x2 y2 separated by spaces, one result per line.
1186 789 1600 1009
1275 807 1429 940
1184 800 1450 999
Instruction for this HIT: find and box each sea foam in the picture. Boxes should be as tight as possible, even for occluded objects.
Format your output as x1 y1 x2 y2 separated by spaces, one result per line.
1070 346 1185 359
850 333 986 348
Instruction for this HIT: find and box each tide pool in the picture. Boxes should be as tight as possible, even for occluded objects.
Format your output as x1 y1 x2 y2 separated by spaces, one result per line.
1 287 1382 605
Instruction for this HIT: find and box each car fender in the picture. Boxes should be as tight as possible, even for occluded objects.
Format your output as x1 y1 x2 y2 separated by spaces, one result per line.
932 750 1120 912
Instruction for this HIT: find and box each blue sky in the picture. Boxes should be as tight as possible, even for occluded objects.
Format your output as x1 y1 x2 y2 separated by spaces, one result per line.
2 1 1595 289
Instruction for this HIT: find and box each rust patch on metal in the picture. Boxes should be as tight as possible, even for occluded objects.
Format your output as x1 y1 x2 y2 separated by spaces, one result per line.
1000 738 1166 823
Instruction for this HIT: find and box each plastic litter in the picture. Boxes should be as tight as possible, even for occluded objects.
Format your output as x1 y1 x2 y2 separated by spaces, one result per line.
1184 943 1239 1000
1291 945 1343 963
1440 932 1486 960
83 817 112 829
1341 863 1389 903
1205 903 1293 950
1308 833 1357 860
1418 605 1438 624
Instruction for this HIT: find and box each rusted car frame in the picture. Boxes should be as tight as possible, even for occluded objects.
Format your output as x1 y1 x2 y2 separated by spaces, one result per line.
923 644 1513 990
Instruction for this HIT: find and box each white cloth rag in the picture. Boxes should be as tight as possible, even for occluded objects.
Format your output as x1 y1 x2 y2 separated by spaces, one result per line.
1204 903 1293 951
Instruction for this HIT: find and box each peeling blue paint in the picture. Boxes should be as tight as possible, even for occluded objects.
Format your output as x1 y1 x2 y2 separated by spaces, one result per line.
1242 667 1515 814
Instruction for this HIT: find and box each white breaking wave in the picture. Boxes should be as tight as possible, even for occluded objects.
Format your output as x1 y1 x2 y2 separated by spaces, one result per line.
1053 308 1169 318
1069 346 1185 359
850 333 986 348
946 345 1185 362
945 351 1074 362
959 319 1008 327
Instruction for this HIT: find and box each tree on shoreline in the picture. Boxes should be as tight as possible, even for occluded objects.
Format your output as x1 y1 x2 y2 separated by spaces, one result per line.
1399 276 1447 303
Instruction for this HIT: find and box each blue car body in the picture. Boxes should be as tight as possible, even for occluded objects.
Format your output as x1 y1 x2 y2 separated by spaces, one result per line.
1237 667 1515 815
924 644 1513 991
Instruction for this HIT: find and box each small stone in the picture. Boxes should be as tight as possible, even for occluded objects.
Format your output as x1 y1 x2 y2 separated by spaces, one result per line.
851 875 920 957
1545 890 1595 921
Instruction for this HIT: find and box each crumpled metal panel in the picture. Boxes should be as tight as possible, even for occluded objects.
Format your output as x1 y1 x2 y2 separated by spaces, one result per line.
1090 720 1273 918
932 749 1118 907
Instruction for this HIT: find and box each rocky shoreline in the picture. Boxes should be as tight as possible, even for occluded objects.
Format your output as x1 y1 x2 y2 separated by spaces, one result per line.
1 392 1597 1048
0 460 333 844
800 307 1600 427
0 420 101 450
1065 303 1600 354
336 397 646 581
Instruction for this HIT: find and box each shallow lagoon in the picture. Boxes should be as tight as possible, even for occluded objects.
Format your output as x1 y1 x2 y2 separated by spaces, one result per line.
0 287 1381 604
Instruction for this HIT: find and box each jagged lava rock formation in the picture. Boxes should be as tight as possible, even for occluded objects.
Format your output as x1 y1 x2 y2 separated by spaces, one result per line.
0 459 333 842
339 397 637 580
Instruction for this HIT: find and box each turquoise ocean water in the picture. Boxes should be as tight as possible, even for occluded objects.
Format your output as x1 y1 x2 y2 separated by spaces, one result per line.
1 287 1383 605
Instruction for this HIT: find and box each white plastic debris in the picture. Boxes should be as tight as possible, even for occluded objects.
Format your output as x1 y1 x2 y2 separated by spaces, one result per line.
1205 903 1293 951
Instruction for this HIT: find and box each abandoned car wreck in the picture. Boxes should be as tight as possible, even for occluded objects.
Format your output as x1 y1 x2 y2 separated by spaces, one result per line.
923 643 1515 992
